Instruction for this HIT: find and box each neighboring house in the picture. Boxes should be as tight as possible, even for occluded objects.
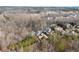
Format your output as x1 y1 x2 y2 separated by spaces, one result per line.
54 26 63 32
66 23 72 29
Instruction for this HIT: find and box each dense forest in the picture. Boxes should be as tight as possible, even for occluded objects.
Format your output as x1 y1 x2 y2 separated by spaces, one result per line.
0 7 79 51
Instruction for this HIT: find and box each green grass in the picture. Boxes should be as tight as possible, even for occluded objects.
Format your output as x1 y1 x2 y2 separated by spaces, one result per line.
8 35 37 51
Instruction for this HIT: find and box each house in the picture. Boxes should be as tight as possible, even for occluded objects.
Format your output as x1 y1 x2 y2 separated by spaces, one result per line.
35 31 42 37
36 32 48 40
42 27 52 35
35 27 51 40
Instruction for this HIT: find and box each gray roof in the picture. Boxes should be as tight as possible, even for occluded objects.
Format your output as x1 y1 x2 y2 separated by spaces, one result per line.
43 27 51 33
35 31 42 36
